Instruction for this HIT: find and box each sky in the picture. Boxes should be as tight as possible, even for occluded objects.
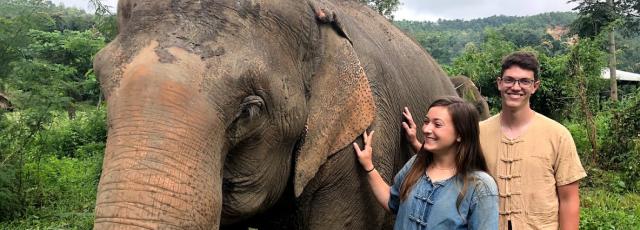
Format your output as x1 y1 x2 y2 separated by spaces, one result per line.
394 0 578 21
50 0 578 22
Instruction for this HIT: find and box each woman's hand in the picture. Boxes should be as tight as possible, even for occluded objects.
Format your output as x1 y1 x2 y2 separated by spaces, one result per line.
402 107 422 153
353 130 375 171
402 107 417 141
353 130 392 212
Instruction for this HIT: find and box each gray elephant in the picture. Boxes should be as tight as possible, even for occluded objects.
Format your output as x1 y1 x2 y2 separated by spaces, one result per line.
450 75 491 120
92 0 458 229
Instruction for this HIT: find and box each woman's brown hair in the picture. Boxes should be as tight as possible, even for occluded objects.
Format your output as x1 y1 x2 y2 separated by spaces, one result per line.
399 96 489 209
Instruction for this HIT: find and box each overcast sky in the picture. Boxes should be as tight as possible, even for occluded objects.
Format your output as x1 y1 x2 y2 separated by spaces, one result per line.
50 0 577 22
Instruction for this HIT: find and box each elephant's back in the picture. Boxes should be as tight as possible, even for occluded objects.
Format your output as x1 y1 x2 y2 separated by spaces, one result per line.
331 1 457 118
331 1 456 97
327 1 458 180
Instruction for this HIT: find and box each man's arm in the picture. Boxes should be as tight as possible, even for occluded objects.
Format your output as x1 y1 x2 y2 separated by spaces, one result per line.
557 181 580 230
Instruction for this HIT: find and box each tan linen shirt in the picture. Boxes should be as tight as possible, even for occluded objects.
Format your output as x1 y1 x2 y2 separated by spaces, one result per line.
479 113 587 230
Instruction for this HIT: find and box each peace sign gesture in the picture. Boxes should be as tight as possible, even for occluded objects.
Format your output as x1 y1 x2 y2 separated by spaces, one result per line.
353 130 375 172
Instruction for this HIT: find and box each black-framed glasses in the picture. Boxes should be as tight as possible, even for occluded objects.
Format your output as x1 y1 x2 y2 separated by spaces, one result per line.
499 77 536 87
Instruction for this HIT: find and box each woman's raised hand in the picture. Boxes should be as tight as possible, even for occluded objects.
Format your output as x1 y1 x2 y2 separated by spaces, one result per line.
402 107 422 153
353 130 375 171
402 107 418 141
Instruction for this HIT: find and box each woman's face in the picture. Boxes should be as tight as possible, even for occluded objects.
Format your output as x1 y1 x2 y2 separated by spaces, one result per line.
421 106 458 155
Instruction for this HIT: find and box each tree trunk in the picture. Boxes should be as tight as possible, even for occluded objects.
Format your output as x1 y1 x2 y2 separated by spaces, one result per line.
578 68 598 165
572 43 598 165
608 0 618 102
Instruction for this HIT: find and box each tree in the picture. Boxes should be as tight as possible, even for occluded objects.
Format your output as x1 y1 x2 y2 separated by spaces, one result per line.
359 0 400 19
570 0 640 101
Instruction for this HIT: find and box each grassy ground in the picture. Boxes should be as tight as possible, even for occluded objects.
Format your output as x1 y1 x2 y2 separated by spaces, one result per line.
1 188 638 229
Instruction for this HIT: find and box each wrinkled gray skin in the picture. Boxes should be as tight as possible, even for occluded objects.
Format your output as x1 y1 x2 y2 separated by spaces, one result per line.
92 0 458 229
450 75 491 120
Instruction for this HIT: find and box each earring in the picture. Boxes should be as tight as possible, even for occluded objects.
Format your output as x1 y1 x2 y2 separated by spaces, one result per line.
456 137 461 142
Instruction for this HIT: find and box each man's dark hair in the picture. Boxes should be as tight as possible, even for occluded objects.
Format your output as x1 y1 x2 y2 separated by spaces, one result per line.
500 51 540 80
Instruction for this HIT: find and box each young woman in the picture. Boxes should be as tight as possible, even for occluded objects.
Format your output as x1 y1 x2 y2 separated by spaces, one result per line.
353 96 498 229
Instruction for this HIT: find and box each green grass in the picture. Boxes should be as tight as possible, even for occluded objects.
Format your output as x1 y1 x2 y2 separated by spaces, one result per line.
580 188 640 230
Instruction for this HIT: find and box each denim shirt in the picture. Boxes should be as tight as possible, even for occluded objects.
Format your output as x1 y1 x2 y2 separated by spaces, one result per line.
388 155 499 230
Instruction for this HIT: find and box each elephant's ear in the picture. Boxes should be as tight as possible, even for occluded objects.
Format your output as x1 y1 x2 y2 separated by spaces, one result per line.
294 13 375 197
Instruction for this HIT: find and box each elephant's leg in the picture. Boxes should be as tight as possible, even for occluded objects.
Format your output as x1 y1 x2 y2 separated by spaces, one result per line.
297 146 393 230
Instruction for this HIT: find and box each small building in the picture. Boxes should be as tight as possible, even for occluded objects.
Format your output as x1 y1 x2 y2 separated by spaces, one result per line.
601 68 640 82
601 68 639 97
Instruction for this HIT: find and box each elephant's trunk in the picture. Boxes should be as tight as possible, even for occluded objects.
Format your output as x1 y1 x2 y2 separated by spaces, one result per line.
94 64 225 229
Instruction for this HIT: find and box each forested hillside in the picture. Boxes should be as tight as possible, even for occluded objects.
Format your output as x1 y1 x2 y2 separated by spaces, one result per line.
395 12 640 74
0 1 638 229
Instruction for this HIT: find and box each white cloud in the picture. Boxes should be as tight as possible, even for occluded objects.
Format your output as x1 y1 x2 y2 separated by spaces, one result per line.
394 0 578 21
48 0 577 21
49 0 117 13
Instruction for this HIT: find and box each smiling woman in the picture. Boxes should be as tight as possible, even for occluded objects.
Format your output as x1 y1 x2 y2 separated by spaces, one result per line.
354 96 499 230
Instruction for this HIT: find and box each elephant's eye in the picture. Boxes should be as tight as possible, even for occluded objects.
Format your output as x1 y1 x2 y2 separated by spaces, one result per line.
228 95 266 143
239 95 264 120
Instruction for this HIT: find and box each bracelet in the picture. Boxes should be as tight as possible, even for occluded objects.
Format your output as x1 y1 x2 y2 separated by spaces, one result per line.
365 167 375 173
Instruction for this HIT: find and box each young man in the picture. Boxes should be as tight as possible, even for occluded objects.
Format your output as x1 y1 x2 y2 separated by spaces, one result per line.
479 52 586 230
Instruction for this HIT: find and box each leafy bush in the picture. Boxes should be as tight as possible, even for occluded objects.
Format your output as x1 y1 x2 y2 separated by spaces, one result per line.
0 107 105 228
0 164 20 221
35 107 107 158
564 110 612 165
602 88 640 191
580 189 640 229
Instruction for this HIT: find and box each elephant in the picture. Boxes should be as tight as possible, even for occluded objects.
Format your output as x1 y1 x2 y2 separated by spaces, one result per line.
92 0 459 229
450 75 491 120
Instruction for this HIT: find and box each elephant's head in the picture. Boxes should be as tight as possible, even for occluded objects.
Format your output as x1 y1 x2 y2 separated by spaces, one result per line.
93 0 375 228
450 75 491 120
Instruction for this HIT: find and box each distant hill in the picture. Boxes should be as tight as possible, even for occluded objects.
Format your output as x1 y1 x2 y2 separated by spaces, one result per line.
394 12 640 73
395 12 577 34
394 12 578 65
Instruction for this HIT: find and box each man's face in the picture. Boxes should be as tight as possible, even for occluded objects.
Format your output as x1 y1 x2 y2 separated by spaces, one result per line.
497 66 540 111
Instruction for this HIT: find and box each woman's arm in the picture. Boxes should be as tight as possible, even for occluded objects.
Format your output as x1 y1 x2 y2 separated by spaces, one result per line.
468 175 499 230
353 131 392 212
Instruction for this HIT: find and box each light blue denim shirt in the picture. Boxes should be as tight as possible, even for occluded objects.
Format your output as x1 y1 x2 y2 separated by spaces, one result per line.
388 155 499 230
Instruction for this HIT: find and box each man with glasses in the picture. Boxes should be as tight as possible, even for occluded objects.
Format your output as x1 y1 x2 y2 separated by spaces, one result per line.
479 52 586 230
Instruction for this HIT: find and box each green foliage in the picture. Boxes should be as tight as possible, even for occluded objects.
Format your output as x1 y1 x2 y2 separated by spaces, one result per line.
445 29 516 109
0 1 110 227
7 60 76 110
571 0 640 37
617 35 640 73
35 108 107 159
580 189 640 229
0 164 20 221
395 12 577 65
604 88 640 191
0 107 106 227
565 112 612 163
27 30 105 73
